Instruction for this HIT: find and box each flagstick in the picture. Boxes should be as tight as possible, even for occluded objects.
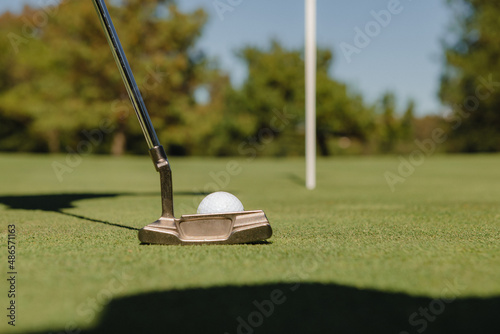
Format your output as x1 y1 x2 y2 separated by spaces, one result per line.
305 0 317 190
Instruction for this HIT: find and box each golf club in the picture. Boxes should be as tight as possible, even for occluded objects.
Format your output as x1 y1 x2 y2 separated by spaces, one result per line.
92 0 272 245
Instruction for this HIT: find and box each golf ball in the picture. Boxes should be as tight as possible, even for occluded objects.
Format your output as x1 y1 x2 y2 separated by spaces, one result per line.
197 191 244 214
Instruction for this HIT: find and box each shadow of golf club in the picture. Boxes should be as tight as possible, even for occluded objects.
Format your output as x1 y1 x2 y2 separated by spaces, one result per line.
0 193 152 231
0 192 264 233
24 283 500 334
59 210 139 231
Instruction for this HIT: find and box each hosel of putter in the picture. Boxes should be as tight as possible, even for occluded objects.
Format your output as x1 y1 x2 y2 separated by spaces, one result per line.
150 146 174 218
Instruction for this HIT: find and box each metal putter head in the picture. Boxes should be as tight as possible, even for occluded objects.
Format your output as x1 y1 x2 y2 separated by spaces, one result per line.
93 0 272 245
138 146 272 245
139 211 272 245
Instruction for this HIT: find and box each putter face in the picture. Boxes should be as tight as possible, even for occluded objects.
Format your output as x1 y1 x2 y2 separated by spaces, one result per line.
138 210 272 245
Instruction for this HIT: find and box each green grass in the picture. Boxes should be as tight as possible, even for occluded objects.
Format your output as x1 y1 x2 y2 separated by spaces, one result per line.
0 153 499 333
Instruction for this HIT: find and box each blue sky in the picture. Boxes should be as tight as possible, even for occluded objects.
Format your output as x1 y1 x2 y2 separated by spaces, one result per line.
2 0 453 115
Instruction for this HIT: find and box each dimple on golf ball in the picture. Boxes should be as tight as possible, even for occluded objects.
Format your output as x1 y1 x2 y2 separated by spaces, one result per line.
197 191 244 214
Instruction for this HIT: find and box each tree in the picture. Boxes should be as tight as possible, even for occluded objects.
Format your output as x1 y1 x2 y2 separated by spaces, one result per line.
400 99 416 142
378 92 399 153
217 41 375 157
440 0 500 152
0 9 48 152
0 0 213 155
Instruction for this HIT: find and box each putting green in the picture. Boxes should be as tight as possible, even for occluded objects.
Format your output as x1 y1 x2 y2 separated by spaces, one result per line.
0 153 499 333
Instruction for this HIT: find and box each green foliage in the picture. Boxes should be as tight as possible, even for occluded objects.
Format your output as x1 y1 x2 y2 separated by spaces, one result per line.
440 0 500 152
378 92 398 153
215 41 377 157
400 99 416 141
373 94 417 154
0 0 216 155
0 2 431 156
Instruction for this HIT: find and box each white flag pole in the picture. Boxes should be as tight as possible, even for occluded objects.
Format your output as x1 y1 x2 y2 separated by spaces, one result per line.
305 0 317 190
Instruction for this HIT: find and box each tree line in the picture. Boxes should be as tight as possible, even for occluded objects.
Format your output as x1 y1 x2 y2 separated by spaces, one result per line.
0 0 497 156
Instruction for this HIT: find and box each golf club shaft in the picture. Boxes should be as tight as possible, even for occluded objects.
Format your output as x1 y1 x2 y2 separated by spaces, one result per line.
92 0 160 149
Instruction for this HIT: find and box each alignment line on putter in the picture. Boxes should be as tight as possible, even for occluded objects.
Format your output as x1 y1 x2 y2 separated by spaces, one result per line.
92 0 272 245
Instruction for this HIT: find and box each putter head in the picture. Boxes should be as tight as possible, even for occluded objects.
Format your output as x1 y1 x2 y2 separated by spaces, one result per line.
138 210 272 245
138 146 273 245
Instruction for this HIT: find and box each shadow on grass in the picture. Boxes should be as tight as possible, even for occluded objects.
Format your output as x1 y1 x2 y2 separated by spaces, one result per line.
174 191 212 196
286 173 305 186
26 283 499 334
0 193 121 212
0 193 144 231
0 191 258 232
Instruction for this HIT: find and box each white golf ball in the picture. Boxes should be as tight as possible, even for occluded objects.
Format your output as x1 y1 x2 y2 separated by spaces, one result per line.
197 191 244 214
